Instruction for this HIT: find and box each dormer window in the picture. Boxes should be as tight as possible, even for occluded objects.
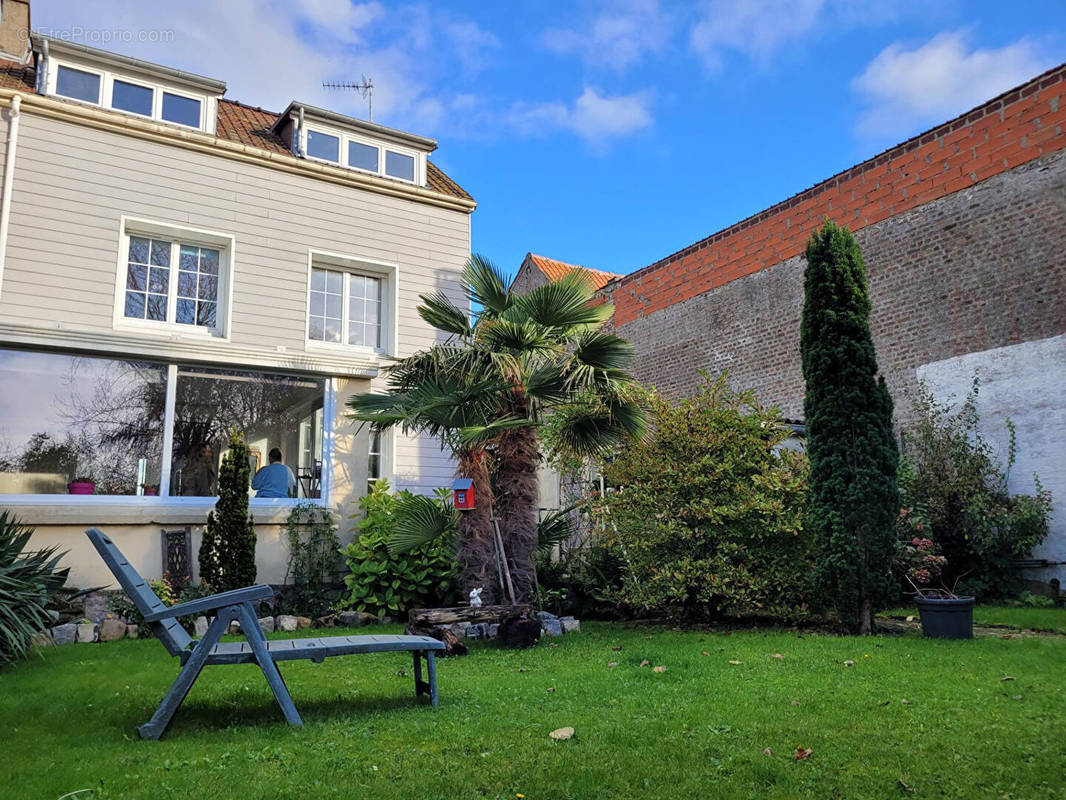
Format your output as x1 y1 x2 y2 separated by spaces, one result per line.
303 124 423 184
34 36 224 134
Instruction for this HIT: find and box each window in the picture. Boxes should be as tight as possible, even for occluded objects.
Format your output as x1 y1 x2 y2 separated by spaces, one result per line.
368 429 382 492
306 129 340 163
120 228 225 334
46 60 214 131
348 140 378 172
112 79 153 116
307 266 383 350
0 350 166 495
55 65 100 103
171 367 325 498
385 150 415 181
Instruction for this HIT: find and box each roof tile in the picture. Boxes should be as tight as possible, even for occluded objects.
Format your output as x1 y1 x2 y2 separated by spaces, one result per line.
527 253 621 290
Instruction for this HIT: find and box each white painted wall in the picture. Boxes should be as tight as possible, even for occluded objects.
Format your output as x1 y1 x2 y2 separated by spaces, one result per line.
917 333 1066 586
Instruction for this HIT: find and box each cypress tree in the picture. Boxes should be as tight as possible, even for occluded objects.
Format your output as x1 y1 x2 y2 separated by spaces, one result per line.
198 429 257 591
800 220 899 634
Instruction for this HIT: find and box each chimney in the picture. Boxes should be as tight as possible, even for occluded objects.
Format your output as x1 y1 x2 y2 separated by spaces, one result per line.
0 0 31 64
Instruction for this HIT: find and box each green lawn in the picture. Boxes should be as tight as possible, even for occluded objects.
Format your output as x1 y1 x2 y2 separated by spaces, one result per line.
3 622 1065 799
883 604 1066 634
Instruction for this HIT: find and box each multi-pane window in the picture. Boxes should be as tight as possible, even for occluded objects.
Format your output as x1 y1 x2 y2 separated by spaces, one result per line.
123 235 223 331
308 267 383 349
303 126 419 184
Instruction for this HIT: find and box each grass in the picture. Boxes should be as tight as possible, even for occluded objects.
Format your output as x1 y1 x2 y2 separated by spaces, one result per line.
882 603 1066 634
2 621 1065 799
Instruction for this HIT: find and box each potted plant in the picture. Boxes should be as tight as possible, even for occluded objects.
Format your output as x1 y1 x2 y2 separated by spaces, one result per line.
142 484 160 496
67 476 96 495
896 507 975 639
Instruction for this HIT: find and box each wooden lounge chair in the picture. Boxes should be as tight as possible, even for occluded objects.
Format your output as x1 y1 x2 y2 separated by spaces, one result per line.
86 528 445 740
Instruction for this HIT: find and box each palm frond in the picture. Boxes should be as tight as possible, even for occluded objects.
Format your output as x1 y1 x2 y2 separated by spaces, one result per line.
457 417 534 446
479 318 557 353
537 507 578 553
464 253 511 317
513 270 612 330
389 494 458 555
418 290 472 338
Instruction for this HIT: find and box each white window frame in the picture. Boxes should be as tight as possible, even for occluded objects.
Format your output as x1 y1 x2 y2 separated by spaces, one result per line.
300 122 425 185
45 56 213 132
304 249 398 357
112 217 235 340
367 426 393 493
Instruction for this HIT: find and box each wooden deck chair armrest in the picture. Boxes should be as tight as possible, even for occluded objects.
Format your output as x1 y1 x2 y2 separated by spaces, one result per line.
144 585 274 622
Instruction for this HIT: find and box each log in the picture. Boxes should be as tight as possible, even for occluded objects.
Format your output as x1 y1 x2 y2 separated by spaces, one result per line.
409 605 532 625
404 622 468 657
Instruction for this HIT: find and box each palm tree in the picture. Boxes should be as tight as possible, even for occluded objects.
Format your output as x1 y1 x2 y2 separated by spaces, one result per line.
348 254 644 604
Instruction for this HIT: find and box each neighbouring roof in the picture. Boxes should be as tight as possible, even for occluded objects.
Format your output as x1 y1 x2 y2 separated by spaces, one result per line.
0 58 473 202
523 253 621 290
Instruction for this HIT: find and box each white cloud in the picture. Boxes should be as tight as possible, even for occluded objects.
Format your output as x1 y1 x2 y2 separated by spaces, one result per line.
853 32 1050 138
542 0 672 72
689 0 917 70
508 87 653 145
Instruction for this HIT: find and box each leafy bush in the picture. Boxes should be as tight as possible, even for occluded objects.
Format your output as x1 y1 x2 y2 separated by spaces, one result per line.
199 429 257 592
284 503 342 616
110 577 215 638
0 511 69 664
900 379 1052 599
339 480 459 618
535 539 627 620
600 375 814 622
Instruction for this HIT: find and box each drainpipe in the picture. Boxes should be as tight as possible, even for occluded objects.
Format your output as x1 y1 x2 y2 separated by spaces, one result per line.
0 93 21 298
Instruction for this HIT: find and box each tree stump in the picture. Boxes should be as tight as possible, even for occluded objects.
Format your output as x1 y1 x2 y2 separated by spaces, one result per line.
498 611 541 648
405 622 468 657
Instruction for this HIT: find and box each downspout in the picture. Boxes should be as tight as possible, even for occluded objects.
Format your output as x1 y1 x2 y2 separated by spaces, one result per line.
0 94 21 298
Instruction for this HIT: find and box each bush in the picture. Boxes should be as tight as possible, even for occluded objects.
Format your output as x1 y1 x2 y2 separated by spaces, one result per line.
535 539 627 620
900 379 1052 599
199 429 257 592
600 375 814 622
0 511 69 664
339 480 459 618
109 575 176 637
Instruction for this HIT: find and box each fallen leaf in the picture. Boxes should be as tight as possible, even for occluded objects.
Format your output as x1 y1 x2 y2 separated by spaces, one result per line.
518 668 528 673
548 643 558 648
794 747 813 761
1001 675 1015 682
901 699 911 705
607 661 618 668
905 615 915 622
771 653 784 659
762 748 773 757
790 700 800 706
1013 694 1023 700
549 727 574 741
612 646 623 651
728 660 742 665
897 778 915 794
653 665 667 673
640 659 650 667
843 660 854 667
546 687 555 693
879 700 891 706
701 651 710 656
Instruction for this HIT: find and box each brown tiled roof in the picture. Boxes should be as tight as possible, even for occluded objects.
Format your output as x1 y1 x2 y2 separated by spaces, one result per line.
0 58 473 202
526 253 621 290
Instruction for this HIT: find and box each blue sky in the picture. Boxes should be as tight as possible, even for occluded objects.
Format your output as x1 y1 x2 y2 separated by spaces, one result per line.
34 1 1066 280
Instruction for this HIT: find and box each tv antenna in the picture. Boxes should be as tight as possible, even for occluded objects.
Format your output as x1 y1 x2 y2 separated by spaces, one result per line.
322 76 374 122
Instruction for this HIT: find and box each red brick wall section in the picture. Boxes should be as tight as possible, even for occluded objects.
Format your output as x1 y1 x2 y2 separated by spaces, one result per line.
608 64 1066 326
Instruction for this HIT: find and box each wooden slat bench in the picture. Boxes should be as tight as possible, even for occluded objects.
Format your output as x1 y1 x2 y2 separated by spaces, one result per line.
86 527 445 740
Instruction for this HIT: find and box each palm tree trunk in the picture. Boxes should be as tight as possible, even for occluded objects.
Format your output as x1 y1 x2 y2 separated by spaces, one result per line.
455 449 498 605
495 425 540 603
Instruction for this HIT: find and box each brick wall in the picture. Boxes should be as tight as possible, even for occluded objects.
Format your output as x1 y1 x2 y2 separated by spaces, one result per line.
606 64 1066 329
611 147 1066 423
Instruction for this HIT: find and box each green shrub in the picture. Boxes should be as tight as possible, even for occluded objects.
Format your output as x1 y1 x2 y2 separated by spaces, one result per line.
199 429 257 592
284 503 342 616
340 480 459 618
900 378 1052 599
0 511 69 664
109 575 176 637
600 375 814 622
535 540 627 620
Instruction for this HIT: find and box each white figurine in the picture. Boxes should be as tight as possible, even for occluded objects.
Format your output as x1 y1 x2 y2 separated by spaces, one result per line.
469 587 483 608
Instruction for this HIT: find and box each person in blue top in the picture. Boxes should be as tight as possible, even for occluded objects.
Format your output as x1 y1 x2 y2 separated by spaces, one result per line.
251 448 296 498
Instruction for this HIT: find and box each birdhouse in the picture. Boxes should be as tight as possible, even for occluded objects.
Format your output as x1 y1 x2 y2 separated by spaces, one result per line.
452 478 475 510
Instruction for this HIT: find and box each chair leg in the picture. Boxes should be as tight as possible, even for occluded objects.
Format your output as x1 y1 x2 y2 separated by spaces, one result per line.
412 651 425 698
426 650 439 708
138 608 235 740
238 603 303 727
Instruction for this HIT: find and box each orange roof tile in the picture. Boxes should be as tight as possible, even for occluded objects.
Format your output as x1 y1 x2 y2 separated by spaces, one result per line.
0 58 472 202
526 253 621 290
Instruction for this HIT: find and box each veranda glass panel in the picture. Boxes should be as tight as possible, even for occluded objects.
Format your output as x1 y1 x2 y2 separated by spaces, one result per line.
170 367 325 498
0 349 166 494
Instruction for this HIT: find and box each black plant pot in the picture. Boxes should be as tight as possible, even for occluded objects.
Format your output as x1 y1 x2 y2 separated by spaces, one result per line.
916 595 976 639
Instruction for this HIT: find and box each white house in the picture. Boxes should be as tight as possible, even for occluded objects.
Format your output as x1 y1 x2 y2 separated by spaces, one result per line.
0 4 474 587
